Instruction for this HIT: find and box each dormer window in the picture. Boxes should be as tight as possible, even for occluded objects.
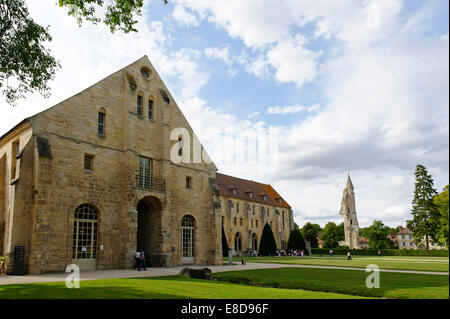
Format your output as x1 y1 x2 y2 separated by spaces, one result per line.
263 195 267 201
249 192 253 198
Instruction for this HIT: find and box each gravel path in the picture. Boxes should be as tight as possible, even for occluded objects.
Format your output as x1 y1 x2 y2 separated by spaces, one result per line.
0 262 447 285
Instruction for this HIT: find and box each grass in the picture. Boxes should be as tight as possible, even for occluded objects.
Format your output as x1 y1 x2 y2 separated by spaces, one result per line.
0 275 368 299
227 255 449 272
213 267 449 299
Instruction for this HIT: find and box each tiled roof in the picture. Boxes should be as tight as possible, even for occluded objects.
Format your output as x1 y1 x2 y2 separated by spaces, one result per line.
359 236 369 243
216 173 291 209
397 228 411 235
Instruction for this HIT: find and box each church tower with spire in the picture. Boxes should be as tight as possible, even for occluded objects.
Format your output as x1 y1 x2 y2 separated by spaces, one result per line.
339 174 360 249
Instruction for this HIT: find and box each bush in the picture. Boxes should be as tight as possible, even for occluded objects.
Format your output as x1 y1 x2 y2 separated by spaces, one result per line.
311 248 449 257
259 223 277 256
221 224 229 257
287 230 306 251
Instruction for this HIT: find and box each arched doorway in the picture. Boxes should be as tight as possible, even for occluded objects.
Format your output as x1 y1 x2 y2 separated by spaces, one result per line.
72 204 98 269
181 215 195 264
234 232 242 253
251 233 258 251
137 196 163 266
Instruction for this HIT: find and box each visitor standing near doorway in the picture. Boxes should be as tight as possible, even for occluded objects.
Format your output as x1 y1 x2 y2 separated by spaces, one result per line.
134 250 140 270
138 250 146 271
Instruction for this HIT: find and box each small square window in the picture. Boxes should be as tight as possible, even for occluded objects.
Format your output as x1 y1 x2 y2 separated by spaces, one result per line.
84 154 94 171
186 176 192 189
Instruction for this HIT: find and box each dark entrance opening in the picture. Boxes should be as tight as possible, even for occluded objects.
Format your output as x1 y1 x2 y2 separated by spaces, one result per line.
136 196 163 266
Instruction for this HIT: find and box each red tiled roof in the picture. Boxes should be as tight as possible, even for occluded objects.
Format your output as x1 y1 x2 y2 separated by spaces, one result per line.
397 228 411 235
359 236 369 243
216 173 291 209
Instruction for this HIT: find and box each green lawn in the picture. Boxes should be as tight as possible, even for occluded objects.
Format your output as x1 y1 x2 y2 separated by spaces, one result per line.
0 275 367 299
213 267 449 299
227 255 449 272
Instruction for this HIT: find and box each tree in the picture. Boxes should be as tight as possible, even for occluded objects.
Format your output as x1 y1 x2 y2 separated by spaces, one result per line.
407 164 440 250
301 222 321 248
58 0 168 34
434 185 449 247
361 220 395 249
221 223 229 257
287 230 306 251
0 0 60 105
1 0 167 105
321 222 343 249
259 223 277 256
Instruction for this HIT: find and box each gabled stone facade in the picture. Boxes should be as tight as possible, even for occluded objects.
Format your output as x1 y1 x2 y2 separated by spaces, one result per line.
0 56 294 274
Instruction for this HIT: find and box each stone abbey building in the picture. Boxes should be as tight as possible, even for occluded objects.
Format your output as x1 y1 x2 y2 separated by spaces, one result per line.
0 56 293 274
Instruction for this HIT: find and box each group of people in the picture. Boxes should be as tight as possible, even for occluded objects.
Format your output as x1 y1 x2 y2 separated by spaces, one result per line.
285 249 307 256
134 250 147 271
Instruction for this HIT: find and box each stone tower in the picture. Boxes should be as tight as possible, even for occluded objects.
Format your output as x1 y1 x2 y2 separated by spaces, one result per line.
339 174 360 249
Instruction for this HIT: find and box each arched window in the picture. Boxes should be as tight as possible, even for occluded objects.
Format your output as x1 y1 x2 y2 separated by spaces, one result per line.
251 233 258 251
72 204 98 267
234 232 242 251
181 215 195 263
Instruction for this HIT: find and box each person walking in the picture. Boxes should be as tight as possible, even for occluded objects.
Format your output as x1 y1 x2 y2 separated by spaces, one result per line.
347 251 352 261
329 249 333 257
138 250 146 271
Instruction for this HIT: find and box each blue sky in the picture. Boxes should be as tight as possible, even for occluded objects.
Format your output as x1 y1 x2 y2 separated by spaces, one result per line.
1 0 448 228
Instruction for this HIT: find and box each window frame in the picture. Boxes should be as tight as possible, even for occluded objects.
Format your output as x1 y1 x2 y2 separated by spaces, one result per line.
98 111 106 135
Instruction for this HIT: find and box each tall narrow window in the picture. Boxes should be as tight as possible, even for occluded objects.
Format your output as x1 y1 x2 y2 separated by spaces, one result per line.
186 176 192 189
84 154 94 171
138 156 152 189
11 140 19 179
239 218 243 226
72 204 98 265
137 95 143 116
181 215 195 263
98 111 105 135
282 211 285 230
148 99 154 120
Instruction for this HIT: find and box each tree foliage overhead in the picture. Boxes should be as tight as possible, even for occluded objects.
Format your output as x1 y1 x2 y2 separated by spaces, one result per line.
259 223 277 256
434 185 449 247
0 0 60 105
1 0 167 106
407 164 440 249
287 229 306 251
361 220 395 249
58 0 168 33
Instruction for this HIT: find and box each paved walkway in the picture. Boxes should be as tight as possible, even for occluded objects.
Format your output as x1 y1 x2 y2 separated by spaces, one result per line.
0 263 448 285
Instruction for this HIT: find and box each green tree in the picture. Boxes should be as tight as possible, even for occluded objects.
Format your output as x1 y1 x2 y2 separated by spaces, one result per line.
321 222 343 249
259 223 277 256
434 185 449 247
407 164 440 249
301 222 321 248
221 223 229 257
0 0 60 105
58 0 168 34
287 230 306 251
361 220 395 249
1 0 167 105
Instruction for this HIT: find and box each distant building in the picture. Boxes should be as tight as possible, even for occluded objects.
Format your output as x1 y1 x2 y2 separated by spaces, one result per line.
397 228 417 249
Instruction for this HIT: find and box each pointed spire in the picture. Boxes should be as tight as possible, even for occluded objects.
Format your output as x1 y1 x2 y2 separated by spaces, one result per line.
346 173 354 189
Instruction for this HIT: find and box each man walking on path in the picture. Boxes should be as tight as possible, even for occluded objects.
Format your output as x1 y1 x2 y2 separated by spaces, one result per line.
347 251 352 261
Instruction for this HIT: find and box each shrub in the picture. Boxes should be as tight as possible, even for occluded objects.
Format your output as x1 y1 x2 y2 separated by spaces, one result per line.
259 223 277 256
221 224 229 257
287 230 306 251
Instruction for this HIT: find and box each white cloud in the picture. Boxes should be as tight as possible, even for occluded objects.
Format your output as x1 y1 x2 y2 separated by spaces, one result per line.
268 104 320 115
204 46 231 64
172 4 199 27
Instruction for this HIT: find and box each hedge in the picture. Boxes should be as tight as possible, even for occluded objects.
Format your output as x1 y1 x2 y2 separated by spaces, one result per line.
312 248 449 257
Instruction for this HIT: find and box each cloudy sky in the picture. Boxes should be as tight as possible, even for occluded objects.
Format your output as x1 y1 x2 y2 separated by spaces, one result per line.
1 0 448 228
